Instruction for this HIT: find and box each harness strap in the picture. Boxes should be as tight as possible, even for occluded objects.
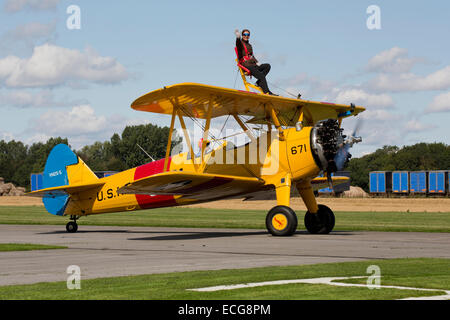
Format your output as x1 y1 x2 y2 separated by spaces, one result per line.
239 40 253 64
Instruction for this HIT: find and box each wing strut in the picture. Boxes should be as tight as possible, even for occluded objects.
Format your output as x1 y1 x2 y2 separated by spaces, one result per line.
232 113 256 142
200 96 213 170
177 109 199 173
164 106 177 172
267 104 285 141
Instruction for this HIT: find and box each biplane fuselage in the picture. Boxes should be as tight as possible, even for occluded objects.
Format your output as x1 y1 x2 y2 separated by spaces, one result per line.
31 83 365 236
59 126 320 216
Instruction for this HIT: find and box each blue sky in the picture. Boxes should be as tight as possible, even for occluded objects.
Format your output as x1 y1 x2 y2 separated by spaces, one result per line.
0 0 449 157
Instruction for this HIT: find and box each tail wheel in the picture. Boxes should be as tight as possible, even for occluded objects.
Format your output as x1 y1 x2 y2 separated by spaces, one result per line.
266 206 298 237
304 204 335 234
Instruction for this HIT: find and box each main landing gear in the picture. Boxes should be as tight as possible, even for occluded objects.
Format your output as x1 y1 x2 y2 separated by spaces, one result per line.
304 204 335 234
66 216 79 233
265 204 335 236
266 206 298 236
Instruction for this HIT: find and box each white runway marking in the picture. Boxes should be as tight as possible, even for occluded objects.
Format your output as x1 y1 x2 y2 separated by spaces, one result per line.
188 276 450 300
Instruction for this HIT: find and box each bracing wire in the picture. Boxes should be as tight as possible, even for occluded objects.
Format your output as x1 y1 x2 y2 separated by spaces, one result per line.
267 80 300 99
233 68 239 89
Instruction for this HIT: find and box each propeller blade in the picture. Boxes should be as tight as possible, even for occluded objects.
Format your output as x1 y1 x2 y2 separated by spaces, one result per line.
352 118 363 137
334 118 364 171
334 144 350 171
326 171 336 196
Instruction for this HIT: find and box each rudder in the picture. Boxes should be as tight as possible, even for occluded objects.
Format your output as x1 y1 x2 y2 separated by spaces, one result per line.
42 144 97 216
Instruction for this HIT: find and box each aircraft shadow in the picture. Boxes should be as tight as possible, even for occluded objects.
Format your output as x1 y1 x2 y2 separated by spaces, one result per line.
128 230 269 241
37 230 130 235
38 229 355 240
128 230 355 241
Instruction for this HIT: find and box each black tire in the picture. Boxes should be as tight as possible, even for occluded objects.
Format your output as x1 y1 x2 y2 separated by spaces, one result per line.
66 221 78 233
304 204 335 234
266 206 298 236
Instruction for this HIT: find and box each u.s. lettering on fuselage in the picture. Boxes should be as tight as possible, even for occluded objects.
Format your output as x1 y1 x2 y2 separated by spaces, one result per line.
96 187 121 202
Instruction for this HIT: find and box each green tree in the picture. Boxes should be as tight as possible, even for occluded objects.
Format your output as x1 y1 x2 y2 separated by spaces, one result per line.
0 140 28 186
77 141 126 172
110 123 181 169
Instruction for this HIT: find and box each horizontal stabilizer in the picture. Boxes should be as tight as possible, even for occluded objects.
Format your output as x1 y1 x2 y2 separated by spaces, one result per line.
28 181 105 198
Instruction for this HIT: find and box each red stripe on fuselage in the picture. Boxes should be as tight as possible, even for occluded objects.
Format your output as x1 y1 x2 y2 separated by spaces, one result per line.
133 158 178 209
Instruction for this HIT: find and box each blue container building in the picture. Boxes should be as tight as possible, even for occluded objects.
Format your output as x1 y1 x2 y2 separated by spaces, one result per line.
369 171 392 193
428 171 447 194
410 171 428 193
392 171 409 193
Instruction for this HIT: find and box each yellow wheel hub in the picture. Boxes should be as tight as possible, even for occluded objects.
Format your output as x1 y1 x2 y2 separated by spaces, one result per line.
272 213 288 231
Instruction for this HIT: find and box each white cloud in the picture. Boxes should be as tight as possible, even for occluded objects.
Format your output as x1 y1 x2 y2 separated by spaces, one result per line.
23 133 52 145
357 122 403 147
0 44 129 88
361 47 450 93
276 73 336 98
334 89 394 108
366 47 420 74
33 105 108 136
359 109 399 121
3 0 60 13
366 66 450 93
0 131 14 142
26 105 108 149
425 92 450 113
0 89 86 108
403 119 436 132
23 105 163 149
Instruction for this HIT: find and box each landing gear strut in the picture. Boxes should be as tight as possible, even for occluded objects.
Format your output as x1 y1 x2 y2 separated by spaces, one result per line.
66 216 79 233
266 206 298 236
304 204 335 234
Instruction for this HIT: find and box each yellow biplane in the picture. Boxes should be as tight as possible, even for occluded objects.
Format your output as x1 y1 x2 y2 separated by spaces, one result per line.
30 82 364 236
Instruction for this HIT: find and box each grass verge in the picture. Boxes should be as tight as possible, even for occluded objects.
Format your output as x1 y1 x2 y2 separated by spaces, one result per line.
0 243 67 252
0 258 447 300
0 206 449 232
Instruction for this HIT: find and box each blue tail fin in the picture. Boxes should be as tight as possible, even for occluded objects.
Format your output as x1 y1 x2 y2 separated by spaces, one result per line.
42 144 79 216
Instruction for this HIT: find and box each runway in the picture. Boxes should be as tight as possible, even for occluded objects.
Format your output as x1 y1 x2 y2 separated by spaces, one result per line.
0 225 449 286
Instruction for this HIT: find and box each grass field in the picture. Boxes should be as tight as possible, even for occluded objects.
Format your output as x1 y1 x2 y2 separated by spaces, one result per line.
0 258 447 300
0 206 449 233
0 243 67 252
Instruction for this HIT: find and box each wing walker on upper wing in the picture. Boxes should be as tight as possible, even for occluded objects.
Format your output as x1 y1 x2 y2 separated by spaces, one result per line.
29 79 364 236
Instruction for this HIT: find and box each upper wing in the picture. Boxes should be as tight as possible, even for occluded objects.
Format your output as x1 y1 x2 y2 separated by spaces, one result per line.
118 171 265 199
131 83 365 126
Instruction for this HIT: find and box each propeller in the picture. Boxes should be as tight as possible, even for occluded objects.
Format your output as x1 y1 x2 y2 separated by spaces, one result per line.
334 118 363 171
327 118 363 195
